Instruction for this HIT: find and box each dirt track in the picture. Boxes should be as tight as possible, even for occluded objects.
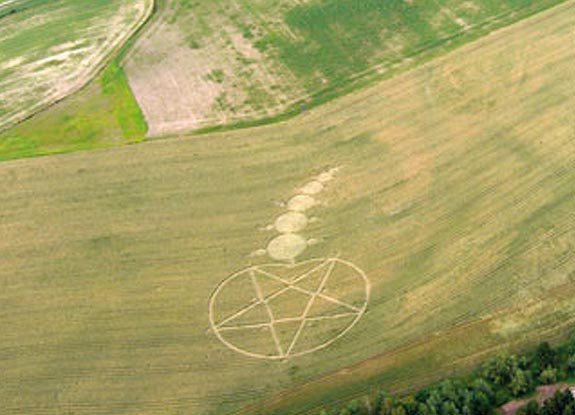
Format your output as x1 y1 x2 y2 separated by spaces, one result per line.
500 384 575 415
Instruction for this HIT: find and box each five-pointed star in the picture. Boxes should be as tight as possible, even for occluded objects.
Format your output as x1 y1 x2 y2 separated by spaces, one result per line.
215 259 362 358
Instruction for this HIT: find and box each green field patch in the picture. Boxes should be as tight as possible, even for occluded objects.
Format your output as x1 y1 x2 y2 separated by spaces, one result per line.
275 0 437 84
0 135 37 160
100 60 148 140
263 0 560 92
0 60 147 161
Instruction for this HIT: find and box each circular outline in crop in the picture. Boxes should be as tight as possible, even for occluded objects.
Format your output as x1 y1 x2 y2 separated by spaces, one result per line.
208 258 370 360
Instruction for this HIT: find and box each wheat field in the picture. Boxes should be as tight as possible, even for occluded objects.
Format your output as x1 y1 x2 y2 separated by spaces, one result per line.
1 2 575 415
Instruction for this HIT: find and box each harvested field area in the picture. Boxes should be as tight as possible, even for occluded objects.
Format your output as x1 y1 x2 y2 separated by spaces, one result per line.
124 0 565 135
1 2 575 415
0 0 152 131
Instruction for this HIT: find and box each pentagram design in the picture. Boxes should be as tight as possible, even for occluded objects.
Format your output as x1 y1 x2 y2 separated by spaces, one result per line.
209 258 370 360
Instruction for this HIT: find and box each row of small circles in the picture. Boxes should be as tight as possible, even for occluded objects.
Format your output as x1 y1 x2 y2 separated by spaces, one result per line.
264 168 340 262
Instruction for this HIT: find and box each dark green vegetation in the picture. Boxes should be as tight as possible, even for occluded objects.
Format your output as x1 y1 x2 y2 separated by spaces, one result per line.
0 61 146 161
259 0 565 100
518 390 575 415
320 338 575 415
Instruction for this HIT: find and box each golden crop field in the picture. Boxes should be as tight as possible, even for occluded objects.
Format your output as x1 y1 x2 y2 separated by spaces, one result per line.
1 2 574 415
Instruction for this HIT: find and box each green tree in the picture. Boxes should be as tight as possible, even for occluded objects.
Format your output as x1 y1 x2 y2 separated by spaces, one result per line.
481 353 519 387
535 342 557 374
495 388 512 406
471 378 495 403
416 403 431 415
562 402 575 415
517 400 541 415
372 391 387 415
399 398 420 415
469 390 492 415
540 367 558 384
563 334 575 356
511 369 534 396
441 401 460 415
379 397 396 415
540 390 574 415
566 355 575 375
346 400 368 415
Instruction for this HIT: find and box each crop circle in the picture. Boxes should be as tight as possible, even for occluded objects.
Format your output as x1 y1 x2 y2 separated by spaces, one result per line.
300 181 324 195
209 258 370 360
287 195 316 212
267 234 307 261
274 212 308 233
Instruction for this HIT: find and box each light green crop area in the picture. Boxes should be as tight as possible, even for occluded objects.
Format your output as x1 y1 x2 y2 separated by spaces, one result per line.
0 61 147 161
1 3 574 415
0 0 151 130
259 0 559 88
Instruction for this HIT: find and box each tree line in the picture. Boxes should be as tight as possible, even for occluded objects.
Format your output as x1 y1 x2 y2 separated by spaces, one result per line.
517 389 575 415
308 334 575 415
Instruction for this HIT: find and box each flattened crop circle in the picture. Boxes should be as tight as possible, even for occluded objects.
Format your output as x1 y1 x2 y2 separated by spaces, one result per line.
209 258 370 360
300 181 324 195
267 233 307 261
287 195 316 212
274 212 308 233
